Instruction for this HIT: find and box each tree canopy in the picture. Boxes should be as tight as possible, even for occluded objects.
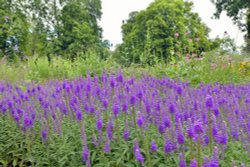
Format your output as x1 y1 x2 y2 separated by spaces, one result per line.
116 0 216 65
0 0 105 60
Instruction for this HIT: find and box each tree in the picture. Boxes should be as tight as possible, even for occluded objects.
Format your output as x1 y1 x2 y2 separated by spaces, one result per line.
0 1 29 60
117 0 214 65
211 0 250 52
57 0 102 60
0 0 106 60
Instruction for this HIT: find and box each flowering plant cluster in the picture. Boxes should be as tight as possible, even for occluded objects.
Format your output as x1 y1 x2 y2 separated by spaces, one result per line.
0 71 250 166
239 61 250 76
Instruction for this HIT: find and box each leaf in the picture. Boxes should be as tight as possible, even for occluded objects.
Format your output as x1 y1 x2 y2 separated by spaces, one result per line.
116 147 129 165
12 159 18 167
91 151 97 163
152 158 162 165
159 163 166 167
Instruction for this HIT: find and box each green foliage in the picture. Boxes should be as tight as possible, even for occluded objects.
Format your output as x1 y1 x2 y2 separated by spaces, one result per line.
0 8 29 60
23 51 117 81
146 52 249 86
56 0 102 60
0 0 108 61
0 51 249 86
117 0 215 65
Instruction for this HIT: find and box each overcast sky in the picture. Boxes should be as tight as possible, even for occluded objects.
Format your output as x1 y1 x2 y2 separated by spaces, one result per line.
99 0 245 48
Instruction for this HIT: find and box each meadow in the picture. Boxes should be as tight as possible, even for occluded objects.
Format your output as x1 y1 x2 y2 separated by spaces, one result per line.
1 0 250 165
0 51 250 167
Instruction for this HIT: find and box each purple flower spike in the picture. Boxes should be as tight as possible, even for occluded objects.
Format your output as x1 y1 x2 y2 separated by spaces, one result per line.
76 110 82 122
107 120 114 140
96 119 103 131
150 140 158 152
112 103 119 117
137 115 145 127
205 95 213 109
158 124 165 134
169 103 175 114
110 76 115 88
41 126 48 142
116 70 124 83
102 100 108 108
14 111 20 124
164 142 172 154
130 95 136 106
104 136 111 153
187 119 195 139
177 86 183 95
177 132 185 145
133 139 144 164
179 153 186 167
208 161 219 167
82 145 89 163
123 121 130 141
122 102 128 112
215 133 228 145
194 120 203 134
190 159 198 167
23 114 33 129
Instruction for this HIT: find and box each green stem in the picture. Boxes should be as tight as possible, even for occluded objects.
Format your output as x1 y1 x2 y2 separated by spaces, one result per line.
26 130 34 167
115 117 120 144
197 134 202 167
132 106 137 133
141 129 152 167
208 110 213 154
190 139 193 159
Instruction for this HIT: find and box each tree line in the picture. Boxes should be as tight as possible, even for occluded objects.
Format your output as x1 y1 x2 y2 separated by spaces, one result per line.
0 0 249 64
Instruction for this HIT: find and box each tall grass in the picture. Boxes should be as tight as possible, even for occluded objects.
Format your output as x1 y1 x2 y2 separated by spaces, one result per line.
0 51 249 85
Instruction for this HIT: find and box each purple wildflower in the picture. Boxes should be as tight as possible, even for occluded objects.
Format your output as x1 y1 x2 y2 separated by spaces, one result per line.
215 133 228 145
194 120 203 134
169 103 175 114
158 124 165 134
179 153 186 167
130 95 136 105
104 136 111 153
110 76 115 88
41 123 49 143
205 95 214 109
150 140 158 152
123 121 130 141
76 110 82 122
82 145 89 163
133 140 144 164
122 102 128 112
164 142 172 154
177 86 183 95
96 119 103 131
23 113 33 129
102 99 109 108
190 159 198 167
107 120 113 140
112 103 119 117
137 115 145 127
